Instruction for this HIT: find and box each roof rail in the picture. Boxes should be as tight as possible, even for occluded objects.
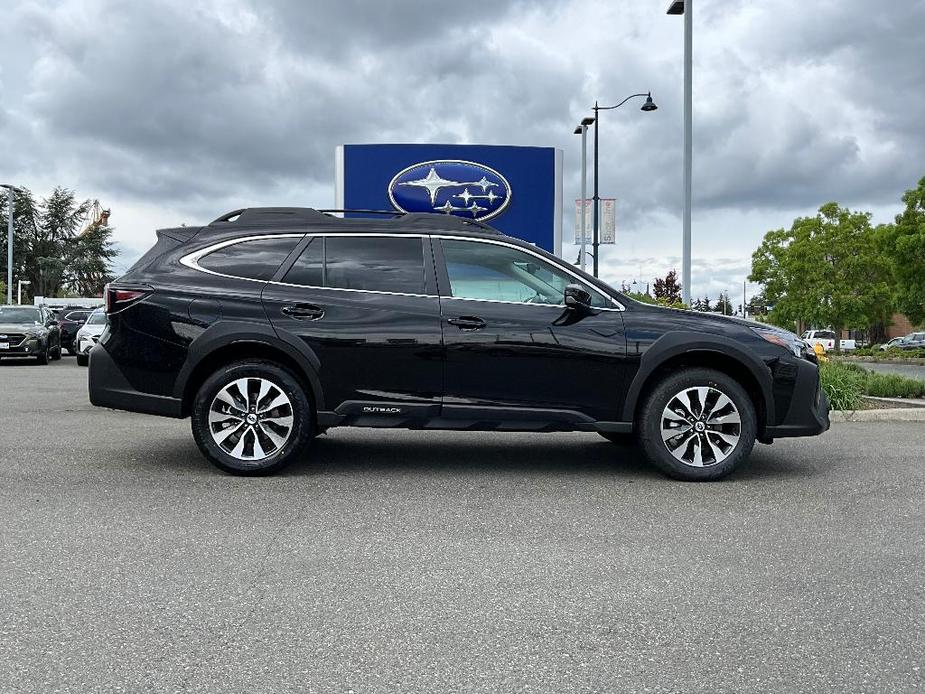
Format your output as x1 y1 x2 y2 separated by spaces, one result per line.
209 207 500 233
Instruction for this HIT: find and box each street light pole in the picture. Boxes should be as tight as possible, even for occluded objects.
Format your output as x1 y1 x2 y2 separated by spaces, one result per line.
574 116 595 273
589 92 657 279
667 0 693 306
2 184 15 305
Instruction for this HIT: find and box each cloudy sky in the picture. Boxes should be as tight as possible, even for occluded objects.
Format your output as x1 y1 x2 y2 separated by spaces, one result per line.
2 0 923 302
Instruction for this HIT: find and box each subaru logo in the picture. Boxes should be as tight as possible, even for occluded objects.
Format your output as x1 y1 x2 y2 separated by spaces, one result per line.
388 160 512 221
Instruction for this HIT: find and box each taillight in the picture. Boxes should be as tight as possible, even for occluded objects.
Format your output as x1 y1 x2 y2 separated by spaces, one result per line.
105 283 151 314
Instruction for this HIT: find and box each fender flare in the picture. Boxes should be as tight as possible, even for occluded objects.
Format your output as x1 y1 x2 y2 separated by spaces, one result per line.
173 320 324 411
621 331 775 424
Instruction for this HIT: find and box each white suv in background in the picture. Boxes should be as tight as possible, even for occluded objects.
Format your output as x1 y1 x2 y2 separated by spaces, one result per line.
75 308 107 366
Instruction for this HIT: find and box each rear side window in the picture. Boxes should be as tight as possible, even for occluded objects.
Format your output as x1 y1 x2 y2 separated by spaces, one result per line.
198 236 301 281
283 236 425 294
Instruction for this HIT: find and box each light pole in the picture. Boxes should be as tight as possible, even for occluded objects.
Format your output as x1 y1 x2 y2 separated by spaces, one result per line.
667 0 692 306
590 92 657 278
1 183 20 305
17 280 30 305
573 116 595 272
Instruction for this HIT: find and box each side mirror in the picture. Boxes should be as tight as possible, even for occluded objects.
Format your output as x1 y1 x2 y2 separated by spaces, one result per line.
563 284 592 311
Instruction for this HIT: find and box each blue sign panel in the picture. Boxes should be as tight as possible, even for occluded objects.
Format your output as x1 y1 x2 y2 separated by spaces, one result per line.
336 144 562 254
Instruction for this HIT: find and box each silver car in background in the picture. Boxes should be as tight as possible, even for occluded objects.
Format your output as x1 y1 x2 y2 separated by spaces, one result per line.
75 308 107 366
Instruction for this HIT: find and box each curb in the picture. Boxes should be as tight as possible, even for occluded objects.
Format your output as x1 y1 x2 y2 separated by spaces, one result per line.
830 408 925 422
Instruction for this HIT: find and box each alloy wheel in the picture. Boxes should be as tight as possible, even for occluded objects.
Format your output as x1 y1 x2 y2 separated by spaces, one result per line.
660 386 741 467
208 377 294 462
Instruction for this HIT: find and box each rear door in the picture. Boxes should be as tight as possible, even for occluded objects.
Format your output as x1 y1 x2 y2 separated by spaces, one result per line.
261 233 444 418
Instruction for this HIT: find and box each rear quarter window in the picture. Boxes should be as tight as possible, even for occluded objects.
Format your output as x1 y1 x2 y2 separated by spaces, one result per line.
198 236 302 281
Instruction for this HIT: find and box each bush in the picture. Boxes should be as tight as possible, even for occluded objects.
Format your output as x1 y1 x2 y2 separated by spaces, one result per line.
820 362 864 411
863 373 925 398
819 361 925 409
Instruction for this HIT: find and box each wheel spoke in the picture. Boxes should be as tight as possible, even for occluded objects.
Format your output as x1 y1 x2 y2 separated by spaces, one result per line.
212 420 244 445
662 423 690 443
214 389 246 414
691 436 705 467
258 393 290 415
257 422 288 450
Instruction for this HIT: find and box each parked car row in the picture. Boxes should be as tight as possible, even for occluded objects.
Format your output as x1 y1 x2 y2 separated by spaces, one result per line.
0 302 105 365
879 332 925 351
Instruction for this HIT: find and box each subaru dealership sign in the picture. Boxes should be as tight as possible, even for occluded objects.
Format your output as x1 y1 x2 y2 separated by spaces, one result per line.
335 144 563 255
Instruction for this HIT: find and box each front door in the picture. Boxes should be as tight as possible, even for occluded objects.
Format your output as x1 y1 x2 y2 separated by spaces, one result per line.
434 237 630 424
261 233 444 419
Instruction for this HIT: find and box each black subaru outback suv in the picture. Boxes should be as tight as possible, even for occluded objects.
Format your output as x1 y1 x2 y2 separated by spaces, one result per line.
88 207 829 480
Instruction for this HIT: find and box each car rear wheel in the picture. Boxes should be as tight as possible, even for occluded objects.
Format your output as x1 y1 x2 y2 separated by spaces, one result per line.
52 343 62 360
76 353 89 366
191 360 313 475
638 368 756 481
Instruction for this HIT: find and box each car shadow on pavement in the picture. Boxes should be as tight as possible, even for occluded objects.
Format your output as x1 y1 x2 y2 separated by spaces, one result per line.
137 431 821 481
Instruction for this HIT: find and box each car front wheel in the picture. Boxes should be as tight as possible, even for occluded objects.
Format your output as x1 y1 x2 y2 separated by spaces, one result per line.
36 342 50 365
638 368 757 481
191 360 313 475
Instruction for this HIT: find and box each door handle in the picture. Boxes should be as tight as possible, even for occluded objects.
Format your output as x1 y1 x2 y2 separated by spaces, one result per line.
281 304 325 320
447 316 486 331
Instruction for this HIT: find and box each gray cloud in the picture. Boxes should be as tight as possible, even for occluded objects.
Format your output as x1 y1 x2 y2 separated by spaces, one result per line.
1 0 923 300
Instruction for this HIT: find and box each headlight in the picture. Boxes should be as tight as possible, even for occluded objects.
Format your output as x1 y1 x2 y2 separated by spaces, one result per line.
751 326 810 358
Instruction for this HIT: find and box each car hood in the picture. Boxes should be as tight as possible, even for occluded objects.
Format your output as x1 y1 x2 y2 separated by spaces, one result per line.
633 303 803 340
78 324 106 336
0 322 44 334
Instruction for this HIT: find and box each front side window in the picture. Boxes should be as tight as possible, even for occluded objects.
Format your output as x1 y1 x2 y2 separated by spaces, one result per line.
440 239 607 307
198 236 301 281
283 236 425 294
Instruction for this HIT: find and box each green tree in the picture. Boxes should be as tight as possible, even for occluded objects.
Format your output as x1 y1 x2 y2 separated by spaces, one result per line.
749 202 892 352
877 176 925 325
713 292 733 315
652 269 683 307
0 187 116 301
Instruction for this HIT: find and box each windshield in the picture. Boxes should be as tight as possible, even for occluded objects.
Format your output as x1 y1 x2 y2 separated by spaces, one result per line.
0 307 42 324
86 311 107 326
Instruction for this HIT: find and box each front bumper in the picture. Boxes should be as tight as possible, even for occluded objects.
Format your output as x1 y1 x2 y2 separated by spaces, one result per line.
764 357 831 439
77 335 99 355
88 344 183 418
0 337 41 357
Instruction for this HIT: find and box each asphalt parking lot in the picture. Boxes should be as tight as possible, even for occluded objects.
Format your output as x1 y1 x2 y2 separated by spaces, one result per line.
1 357 923 693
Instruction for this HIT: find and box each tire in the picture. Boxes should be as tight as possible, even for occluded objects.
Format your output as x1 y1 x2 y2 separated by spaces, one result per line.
36 343 50 365
67 346 77 356
52 343 62 360
76 353 89 367
598 431 635 445
637 368 756 481
191 360 313 475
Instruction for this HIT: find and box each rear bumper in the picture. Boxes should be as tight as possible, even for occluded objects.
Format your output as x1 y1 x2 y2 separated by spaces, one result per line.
764 358 831 439
88 344 184 418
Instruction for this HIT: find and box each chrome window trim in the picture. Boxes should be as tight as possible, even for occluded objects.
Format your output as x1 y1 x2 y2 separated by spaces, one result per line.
179 231 624 310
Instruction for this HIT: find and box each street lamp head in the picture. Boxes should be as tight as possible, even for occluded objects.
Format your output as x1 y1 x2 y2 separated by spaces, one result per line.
666 0 685 15
640 93 658 112
581 116 596 126
574 126 583 135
